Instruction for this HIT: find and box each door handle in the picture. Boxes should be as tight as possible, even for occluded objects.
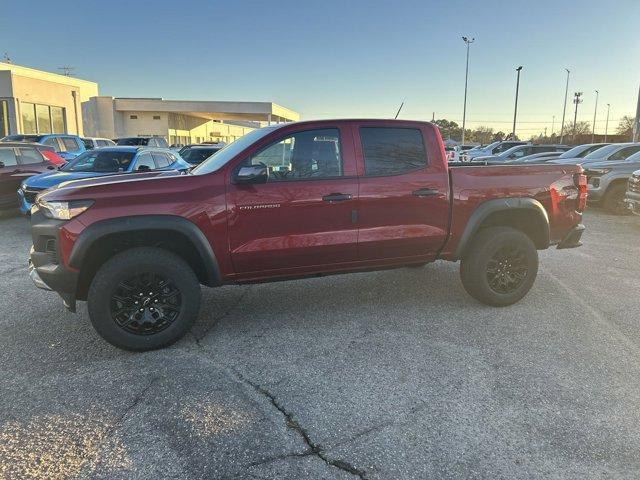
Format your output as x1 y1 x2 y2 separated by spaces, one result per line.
412 188 439 197
323 193 352 202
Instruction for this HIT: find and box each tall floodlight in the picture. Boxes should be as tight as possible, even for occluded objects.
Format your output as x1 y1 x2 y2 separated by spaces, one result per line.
512 66 523 138
461 36 474 144
591 90 599 143
559 69 570 143
604 103 610 142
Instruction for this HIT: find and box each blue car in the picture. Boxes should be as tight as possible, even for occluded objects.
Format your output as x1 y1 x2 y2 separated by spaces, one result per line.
2 134 86 161
18 146 190 214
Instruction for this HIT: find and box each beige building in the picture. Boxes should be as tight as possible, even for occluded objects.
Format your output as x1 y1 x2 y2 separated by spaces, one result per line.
0 62 99 137
82 97 299 145
0 62 300 145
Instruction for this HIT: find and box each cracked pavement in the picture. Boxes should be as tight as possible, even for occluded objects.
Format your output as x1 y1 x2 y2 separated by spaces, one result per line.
1 209 640 479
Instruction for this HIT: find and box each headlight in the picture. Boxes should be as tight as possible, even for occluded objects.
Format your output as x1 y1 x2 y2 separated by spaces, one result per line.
36 198 94 220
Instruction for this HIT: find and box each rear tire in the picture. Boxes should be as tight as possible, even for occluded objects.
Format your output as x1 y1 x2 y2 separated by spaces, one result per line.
87 247 200 351
460 227 538 307
603 183 631 215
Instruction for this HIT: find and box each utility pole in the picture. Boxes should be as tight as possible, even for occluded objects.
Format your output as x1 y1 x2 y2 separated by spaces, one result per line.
512 66 523 139
591 90 599 143
560 68 570 143
461 36 475 144
604 103 610 142
551 115 555 136
634 85 640 142
572 92 583 141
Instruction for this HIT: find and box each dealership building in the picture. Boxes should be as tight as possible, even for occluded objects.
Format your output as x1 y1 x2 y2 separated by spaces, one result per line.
0 62 299 143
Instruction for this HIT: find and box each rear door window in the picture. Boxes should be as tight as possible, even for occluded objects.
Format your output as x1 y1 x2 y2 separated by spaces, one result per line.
135 152 156 170
360 127 426 176
151 152 170 168
62 137 80 151
0 147 18 166
17 147 44 164
42 137 60 150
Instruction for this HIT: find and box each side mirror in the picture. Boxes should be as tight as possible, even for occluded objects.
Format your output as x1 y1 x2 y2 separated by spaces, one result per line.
234 164 268 184
137 165 151 172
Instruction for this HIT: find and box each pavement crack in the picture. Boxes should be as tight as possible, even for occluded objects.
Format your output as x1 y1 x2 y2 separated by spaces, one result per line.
234 370 368 479
194 286 252 346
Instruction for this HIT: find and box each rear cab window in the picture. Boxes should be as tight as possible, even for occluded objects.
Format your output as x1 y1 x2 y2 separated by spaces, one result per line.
359 127 427 176
0 147 18 166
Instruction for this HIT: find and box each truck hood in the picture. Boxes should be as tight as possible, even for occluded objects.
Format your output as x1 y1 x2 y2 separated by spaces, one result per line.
23 170 119 189
581 160 633 171
50 169 181 191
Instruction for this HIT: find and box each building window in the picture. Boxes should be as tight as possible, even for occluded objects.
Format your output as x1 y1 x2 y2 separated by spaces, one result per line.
0 100 9 137
130 115 138 120
51 106 65 133
153 115 161 120
21 102 66 134
21 103 37 134
36 104 52 134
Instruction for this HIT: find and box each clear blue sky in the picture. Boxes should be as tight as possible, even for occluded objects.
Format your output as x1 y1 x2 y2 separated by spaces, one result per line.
1 0 638 137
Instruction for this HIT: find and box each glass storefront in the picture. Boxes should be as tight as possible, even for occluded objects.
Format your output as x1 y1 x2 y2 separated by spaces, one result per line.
21 102 66 134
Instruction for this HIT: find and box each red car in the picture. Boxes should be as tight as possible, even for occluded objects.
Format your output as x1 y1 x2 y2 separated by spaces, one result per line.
28 119 586 350
0 142 59 211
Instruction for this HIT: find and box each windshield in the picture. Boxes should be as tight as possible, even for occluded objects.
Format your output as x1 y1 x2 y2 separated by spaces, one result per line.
191 126 280 175
497 145 525 158
180 147 221 165
583 144 622 159
559 144 608 159
62 150 135 172
477 141 500 151
116 138 148 146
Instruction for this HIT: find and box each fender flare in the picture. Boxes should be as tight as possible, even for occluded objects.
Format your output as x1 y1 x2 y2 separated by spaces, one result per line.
452 197 550 260
69 215 221 286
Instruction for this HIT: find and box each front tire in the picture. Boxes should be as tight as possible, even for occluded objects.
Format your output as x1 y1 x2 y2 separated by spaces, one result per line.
87 247 201 351
602 183 631 215
460 227 538 306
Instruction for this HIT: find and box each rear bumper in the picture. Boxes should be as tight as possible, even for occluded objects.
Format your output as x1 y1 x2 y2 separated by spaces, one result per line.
557 223 585 249
29 211 78 311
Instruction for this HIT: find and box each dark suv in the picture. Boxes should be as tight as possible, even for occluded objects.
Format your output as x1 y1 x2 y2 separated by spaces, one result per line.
116 137 169 148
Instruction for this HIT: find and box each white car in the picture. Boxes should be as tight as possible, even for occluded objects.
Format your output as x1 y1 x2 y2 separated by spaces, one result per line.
462 140 529 161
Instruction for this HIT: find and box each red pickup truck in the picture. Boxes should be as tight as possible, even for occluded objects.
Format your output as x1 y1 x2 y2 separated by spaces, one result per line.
29 120 586 351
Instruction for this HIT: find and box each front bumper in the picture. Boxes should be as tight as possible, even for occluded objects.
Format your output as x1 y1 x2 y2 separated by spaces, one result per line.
625 191 640 215
29 210 78 311
557 224 585 249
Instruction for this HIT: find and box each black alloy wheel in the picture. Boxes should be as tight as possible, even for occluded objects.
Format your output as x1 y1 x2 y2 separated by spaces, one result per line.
486 245 528 294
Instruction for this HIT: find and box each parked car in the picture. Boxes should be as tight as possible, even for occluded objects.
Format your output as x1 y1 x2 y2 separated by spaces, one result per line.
178 144 224 165
18 147 189 214
461 140 529 161
509 151 566 164
115 137 169 148
513 143 610 164
1 133 86 160
0 142 58 211
624 169 640 215
27 119 586 351
550 143 640 166
472 144 570 164
444 145 456 161
82 137 116 150
583 150 640 214
453 144 477 161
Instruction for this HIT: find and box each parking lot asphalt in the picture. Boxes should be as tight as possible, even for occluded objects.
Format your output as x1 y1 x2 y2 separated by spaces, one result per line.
1 209 639 479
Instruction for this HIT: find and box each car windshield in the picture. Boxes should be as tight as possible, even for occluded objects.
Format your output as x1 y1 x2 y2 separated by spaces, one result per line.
191 126 280 175
497 145 524 158
559 144 607 159
479 141 500 151
62 150 135 172
180 147 221 165
583 144 622 159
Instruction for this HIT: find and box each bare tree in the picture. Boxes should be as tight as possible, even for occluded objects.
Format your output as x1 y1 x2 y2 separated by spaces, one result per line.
616 115 635 137
564 121 591 136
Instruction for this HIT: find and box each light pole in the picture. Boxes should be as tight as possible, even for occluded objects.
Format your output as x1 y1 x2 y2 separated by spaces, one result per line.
560 68 570 143
551 115 555 136
512 66 523 139
604 103 610 142
572 92 583 141
461 36 474 144
591 90 599 143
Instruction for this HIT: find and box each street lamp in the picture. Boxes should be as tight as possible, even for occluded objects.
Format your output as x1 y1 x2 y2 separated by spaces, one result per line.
512 66 523 139
572 92 583 141
591 90 599 143
604 103 610 142
461 36 474 145
559 69 570 143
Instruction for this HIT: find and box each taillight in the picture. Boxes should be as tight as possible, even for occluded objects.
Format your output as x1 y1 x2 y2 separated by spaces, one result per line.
574 173 587 212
